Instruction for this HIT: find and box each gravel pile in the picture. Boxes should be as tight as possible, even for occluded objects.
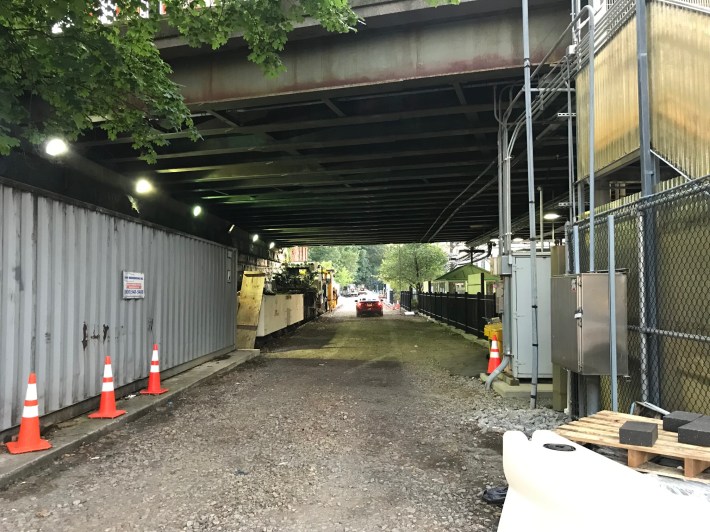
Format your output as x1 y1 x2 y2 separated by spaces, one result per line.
465 400 569 437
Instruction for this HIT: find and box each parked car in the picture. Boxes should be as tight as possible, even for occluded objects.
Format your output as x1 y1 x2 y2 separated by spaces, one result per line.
356 294 383 317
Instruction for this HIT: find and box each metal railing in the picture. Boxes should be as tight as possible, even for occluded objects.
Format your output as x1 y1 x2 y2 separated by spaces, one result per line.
400 291 496 338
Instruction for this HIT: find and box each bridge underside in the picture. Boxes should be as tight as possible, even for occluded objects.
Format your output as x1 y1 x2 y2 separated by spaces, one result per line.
66 2 572 245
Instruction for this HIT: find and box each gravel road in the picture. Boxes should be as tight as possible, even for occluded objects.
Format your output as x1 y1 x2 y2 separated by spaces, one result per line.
0 302 566 531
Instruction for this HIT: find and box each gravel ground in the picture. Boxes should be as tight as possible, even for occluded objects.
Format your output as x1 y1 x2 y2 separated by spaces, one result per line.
0 301 568 531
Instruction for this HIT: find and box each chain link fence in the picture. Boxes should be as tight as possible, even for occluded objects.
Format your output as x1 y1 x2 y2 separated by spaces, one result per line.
569 175 710 414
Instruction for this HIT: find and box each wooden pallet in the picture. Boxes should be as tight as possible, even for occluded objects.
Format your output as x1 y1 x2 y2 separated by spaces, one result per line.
555 410 710 481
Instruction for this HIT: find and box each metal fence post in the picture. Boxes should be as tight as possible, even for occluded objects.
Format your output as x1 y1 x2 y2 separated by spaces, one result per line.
608 215 619 412
463 293 469 333
636 0 661 407
477 293 485 338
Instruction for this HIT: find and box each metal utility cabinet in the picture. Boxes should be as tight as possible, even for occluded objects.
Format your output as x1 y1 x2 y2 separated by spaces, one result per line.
551 274 628 375
510 253 553 379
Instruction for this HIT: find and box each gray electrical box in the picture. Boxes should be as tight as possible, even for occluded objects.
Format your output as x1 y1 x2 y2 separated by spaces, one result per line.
551 273 628 375
510 253 553 379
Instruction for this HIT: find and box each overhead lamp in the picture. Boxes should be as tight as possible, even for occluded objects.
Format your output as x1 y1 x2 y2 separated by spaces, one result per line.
135 178 153 194
544 213 561 220
252 234 259 242
228 224 235 233
192 205 202 217
45 137 68 156
269 242 275 249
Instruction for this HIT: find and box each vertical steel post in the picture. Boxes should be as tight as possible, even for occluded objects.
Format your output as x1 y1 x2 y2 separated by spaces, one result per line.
608 215 618 412
587 13 596 273
636 0 655 196
501 125 514 361
539 187 544 251
522 0 540 408
636 212 649 402
567 58 577 223
636 0 660 405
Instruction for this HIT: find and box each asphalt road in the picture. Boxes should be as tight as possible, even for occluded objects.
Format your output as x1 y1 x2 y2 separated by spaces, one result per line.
0 301 504 531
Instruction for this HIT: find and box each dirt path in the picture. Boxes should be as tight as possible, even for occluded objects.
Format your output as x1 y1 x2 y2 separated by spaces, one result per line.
0 304 507 531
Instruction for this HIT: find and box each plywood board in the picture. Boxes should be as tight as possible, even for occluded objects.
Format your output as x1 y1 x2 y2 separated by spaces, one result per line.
236 271 266 349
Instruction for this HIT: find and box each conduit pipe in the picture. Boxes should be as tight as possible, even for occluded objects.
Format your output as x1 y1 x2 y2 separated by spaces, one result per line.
485 355 512 390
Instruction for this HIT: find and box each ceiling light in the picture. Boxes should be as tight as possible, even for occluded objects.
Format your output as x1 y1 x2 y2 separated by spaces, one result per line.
252 234 259 242
228 224 235 233
269 242 275 249
45 138 68 156
544 213 561 220
192 205 202 217
135 178 153 194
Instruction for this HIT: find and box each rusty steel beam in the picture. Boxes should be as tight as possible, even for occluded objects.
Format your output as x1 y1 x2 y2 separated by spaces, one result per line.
107 125 496 163
171 8 569 108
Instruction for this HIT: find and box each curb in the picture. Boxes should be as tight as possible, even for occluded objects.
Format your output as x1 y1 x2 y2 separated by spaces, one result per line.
0 349 259 490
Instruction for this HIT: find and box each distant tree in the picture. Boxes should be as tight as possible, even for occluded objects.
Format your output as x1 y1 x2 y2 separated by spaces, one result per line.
379 244 447 292
355 250 372 287
355 245 385 288
308 246 359 286
335 266 354 286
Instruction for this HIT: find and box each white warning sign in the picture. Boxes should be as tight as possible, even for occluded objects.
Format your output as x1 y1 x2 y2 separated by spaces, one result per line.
122 271 145 299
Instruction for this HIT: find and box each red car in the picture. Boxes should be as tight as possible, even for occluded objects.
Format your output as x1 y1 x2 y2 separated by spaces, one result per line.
356 295 383 317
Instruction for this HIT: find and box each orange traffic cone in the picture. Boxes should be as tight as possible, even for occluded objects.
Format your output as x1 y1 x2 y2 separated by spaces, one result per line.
88 356 126 419
487 334 502 374
140 344 168 395
6 373 52 454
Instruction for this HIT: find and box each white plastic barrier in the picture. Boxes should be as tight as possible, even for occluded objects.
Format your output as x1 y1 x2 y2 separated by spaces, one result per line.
499 430 708 531
256 294 305 337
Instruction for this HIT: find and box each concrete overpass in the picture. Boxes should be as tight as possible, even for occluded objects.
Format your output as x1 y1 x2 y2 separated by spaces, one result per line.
43 0 573 246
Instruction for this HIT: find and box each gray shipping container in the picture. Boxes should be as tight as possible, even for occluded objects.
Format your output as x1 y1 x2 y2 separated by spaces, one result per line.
0 182 237 433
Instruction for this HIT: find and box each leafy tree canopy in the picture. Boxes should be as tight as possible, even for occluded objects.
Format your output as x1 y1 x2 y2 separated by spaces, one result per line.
354 245 384 287
0 0 359 161
379 243 447 292
308 245 384 288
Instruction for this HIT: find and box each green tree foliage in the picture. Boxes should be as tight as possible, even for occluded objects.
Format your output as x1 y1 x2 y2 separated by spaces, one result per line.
335 266 354 286
308 245 385 288
308 246 360 286
354 245 384 287
0 1 359 160
379 243 447 292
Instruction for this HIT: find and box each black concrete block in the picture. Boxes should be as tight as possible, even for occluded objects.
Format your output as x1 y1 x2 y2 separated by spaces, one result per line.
619 421 658 447
677 416 710 447
663 411 703 433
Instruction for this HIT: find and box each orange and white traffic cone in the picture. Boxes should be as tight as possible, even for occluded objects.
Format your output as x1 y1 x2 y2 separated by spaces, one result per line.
487 333 502 374
88 356 126 419
6 373 52 454
140 344 168 395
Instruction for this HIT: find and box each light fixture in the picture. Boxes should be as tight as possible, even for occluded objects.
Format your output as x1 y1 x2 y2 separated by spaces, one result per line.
45 137 68 156
544 213 561 220
135 178 153 194
228 224 235 233
252 234 259 242
269 242 275 249
192 205 202 217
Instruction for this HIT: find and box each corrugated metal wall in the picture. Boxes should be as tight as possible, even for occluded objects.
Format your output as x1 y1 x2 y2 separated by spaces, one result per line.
0 183 236 433
576 15 639 179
